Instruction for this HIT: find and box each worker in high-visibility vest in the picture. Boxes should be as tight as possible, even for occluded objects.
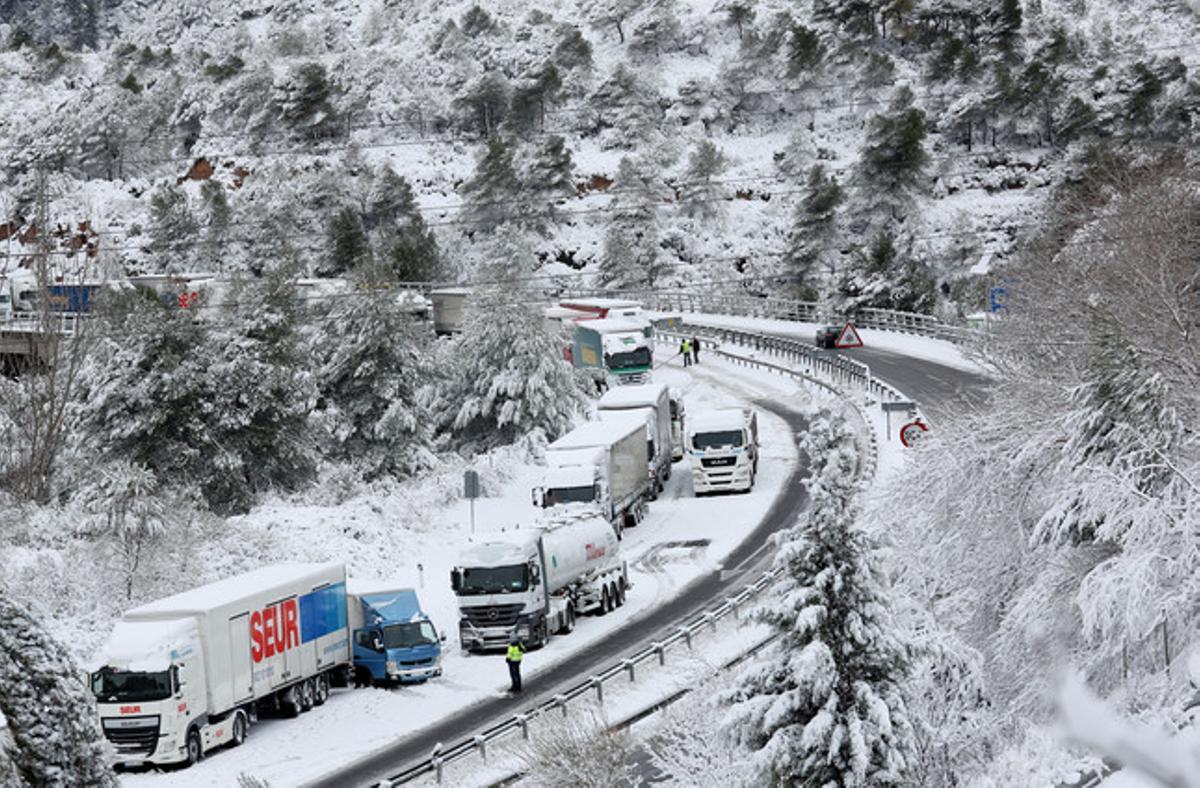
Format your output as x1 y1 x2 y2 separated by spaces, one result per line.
506 637 526 693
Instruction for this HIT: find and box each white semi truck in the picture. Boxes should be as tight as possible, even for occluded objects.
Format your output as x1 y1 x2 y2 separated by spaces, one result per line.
533 416 650 536
597 383 675 497
91 564 352 768
688 408 760 494
452 508 628 651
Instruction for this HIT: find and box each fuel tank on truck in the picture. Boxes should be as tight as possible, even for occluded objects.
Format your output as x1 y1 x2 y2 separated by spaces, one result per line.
539 509 621 594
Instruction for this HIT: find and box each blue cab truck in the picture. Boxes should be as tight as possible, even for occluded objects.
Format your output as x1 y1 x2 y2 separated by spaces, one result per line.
347 584 445 686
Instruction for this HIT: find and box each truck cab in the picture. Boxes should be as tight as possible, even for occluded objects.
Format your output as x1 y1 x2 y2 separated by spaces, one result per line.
688 409 760 494
348 587 444 685
91 619 225 767
452 534 549 651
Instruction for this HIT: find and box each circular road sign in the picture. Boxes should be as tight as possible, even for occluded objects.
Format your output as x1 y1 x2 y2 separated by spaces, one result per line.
899 419 929 448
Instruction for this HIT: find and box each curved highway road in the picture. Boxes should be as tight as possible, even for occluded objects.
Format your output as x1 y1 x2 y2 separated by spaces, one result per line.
309 327 991 788
310 384 811 788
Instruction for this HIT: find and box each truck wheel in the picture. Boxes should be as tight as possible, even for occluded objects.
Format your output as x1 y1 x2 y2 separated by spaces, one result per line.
314 674 330 706
185 728 202 765
615 580 626 607
606 585 617 613
564 604 576 633
231 711 247 747
282 687 301 718
298 679 315 712
599 587 611 616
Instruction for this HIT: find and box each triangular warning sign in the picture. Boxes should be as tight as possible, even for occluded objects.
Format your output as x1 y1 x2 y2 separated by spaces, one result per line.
835 321 863 349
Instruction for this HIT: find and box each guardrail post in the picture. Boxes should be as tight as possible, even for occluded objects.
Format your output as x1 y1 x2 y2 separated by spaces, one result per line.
678 626 693 651
516 713 530 740
474 734 487 763
555 693 569 717
433 757 444 784
623 658 636 682
727 597 740 620
653 641 665 666
705 612 717 633
590 676 604 704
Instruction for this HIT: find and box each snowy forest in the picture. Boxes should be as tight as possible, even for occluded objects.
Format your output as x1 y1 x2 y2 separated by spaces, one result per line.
2 0 1200 783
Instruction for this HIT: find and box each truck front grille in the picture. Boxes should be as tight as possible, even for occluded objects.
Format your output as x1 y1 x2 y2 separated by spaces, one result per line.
102 715 160 757
461 604 525 628
700 456 737 468
400 658 434 667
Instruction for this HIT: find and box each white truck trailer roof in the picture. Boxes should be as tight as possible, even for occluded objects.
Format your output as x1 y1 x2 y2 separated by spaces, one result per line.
549 415 644 451
125 563 344 618
598 382 669 409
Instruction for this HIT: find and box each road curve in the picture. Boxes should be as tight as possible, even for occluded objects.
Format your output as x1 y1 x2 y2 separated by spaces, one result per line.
308 393 811 788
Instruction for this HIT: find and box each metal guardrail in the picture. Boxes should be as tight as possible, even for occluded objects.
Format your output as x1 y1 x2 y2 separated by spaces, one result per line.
0 312 80 335
374 567 783 787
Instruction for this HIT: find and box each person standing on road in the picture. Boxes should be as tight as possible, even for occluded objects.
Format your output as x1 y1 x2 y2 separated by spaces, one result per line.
506 637 526 693
691 336 701 364
680 338 692 367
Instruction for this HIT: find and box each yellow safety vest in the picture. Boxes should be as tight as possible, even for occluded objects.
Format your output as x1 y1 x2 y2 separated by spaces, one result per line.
507 644 524 662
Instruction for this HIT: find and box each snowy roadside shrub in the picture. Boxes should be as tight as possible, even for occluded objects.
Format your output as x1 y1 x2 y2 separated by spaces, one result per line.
517 704 636 787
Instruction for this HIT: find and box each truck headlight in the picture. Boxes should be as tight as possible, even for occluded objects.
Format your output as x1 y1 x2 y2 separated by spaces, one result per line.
386 660 398 674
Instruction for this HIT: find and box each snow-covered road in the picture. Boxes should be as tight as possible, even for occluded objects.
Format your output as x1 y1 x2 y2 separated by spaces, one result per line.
120 357 809 787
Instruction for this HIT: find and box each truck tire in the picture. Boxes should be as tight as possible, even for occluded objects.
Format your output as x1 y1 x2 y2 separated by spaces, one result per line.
184 728 202 765
606 585 617 613
599 586 611 616
281 686 301 718
231 711 247 747
564 604 576 633
314 673 330 706
615 580 626 607
298 678 315 712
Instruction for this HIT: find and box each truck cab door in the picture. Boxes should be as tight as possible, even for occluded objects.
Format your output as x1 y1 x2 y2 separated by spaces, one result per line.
353 629 387 682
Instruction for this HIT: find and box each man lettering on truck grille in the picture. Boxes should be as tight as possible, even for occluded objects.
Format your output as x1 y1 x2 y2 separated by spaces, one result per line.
506 637 525 693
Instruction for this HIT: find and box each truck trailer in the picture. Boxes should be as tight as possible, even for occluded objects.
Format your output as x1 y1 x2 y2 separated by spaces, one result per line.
597 383 675 497
688 408 760 494
452 508 628 651
348 584 444 686
91 563 351 768
534 415 651 536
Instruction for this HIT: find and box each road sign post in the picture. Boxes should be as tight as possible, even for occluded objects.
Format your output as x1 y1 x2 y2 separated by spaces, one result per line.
464 469 480 535
881 400 918 440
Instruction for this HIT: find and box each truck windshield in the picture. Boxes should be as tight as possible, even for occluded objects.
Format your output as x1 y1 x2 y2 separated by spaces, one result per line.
693 430 744 449
459 565 529 595
91 667 172 703
384 621 438 649
606 347 651 370
545 486 595 506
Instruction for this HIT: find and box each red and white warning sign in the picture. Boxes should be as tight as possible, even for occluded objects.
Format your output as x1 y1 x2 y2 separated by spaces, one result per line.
835 321 863 349
899 419 929 447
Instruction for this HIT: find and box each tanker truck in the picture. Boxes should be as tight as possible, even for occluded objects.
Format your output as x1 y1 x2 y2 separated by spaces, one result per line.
451 507 629 651
532 414 651 537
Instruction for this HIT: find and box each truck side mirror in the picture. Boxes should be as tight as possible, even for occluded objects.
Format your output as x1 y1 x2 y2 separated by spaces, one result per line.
531 487 544 507
530 565 541 586
450 569 461 592
439 633 447 644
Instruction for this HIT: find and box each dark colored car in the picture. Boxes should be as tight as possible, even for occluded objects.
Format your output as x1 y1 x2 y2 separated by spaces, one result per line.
815 325 841 348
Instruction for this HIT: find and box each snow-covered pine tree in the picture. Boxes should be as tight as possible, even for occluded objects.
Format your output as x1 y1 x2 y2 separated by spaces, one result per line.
276 62 341 140
520 135 576 234
589 63 663 149
630 0 683 57
461 137 521 233
724 408 914 786
429 286 588 452
452 72 512 138
367 167 442 282
147 182 200 273
309 277 433 480
599 156 661 288
785 164 843 300
855 86 928 222
0 588 116 787
678 140 728 222
200 179 231 271
508 64 563 134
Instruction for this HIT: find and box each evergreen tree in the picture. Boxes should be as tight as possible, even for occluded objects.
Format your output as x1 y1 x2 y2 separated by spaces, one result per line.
813 0 880 39
324 206 370 276
200 179 231 270
521 135 576 233
277 62 340 139
630 0 682 56
600 157 660 288
678 140 729 221
429 290 588 451
509 64 563 133
717 0 756 39
367 168 442 281
990 0 1022 62
461 137 522 232
786 164 844 301
584 0 644 44
452 72 511 137
855 86 928 223
147 183 200 272
724 410 914 786
553 25 594 73
787 23 826 78
0 588 117 787
590 63 662 149
310 281 432 480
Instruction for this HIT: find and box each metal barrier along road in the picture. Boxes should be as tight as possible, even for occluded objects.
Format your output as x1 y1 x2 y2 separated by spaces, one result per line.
373 566 784 787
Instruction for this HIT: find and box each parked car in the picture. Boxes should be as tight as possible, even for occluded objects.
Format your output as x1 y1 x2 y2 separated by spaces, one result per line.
815 325 841 348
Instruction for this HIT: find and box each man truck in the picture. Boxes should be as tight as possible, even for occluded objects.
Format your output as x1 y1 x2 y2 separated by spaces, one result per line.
533 416 650 536
91 563 352 768
348 583 444 686
452 508 629 651
688 408 760 494
597 383 675 497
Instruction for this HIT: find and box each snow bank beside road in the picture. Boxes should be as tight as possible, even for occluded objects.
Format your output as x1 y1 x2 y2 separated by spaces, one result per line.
120 360 807 788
